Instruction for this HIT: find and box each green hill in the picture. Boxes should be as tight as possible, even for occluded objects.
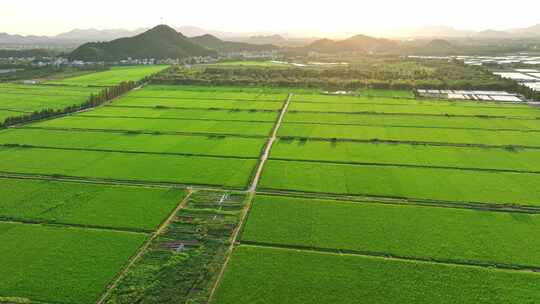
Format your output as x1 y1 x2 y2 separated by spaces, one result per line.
189 34 278 53
69 25 217 61
306 34 399 54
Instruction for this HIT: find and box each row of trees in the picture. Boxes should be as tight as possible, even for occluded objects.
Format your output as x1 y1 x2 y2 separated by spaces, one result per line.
1 81 137 127
153 60 540 100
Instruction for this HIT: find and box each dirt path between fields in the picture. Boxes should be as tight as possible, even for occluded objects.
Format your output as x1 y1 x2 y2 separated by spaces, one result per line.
248 93 292 192
207 93 292 303
96 190 193 304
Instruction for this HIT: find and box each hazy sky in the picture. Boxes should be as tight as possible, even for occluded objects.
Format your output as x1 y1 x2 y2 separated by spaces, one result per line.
2 0 539 37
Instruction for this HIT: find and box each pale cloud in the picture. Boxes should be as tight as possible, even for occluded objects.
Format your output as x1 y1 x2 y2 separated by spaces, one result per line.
1 0 539 36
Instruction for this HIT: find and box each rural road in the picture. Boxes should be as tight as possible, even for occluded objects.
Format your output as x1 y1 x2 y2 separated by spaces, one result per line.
248 93 292 193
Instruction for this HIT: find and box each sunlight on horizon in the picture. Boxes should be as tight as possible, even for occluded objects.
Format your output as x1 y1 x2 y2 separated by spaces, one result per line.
2 0 540 37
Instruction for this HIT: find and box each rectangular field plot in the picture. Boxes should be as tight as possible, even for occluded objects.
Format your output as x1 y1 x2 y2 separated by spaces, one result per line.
0 222 147 304
113 97 284 111
289 101 540 118
293 94 526 108
84 106 279 122
0 84 100 123
0 128 266 158
244 195 540 267
271 139 540 172
285 112 540 131
259 160 540 206
128 85 287 101
0 178 184 231
0 146 257 188
46 65 168 86
359 88 415 98
213 246 540 304
278 123 540 147
30 116 274 137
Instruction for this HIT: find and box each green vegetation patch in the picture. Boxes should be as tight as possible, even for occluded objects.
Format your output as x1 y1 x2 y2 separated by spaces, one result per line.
259 160 540 205
0 146 256 188
271 139 540 172
0 178 184 231
106 191 246 304
46 65 168 86
31 115 274 137
284 112 540 131
0 222 147 304
128 84 288 101
213 245 540 304
244 195 540 267
84 106 279 122
0 84 100 124
278 123 540 147
0 128 266 158
114 97 284 111
289 101 540 117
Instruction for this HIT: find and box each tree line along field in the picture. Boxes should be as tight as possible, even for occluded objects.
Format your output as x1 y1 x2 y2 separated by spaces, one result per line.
0 84 101 124
45 65 169 87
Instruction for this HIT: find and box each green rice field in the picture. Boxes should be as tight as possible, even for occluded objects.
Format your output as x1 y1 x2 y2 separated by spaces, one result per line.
0 178 185 230
244 195 540 267
30 115 274 136
213 245 540 304
289 100 540 117
46 65 168 87
113 97 284 110
271 139 540 171
0 128 266 158
83 106 279 122
284 111 540 130
278 123 540 146
0 222 147 304
0 84 101 124
0 146 257 188
259 160 540 205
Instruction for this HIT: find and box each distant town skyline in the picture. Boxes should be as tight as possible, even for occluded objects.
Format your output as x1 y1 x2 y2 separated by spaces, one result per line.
2 0 540 37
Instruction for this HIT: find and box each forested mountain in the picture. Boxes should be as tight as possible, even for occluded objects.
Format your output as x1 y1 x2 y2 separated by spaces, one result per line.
306 34 399 54
189 34 278 52
69 25 217 61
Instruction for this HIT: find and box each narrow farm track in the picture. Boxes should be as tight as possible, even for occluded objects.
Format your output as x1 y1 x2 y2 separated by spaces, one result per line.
96 190 194 304
207 93 292 303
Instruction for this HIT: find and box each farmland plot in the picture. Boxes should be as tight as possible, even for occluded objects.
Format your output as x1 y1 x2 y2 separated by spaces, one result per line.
0 128 266 158
0 146 256 188
289 101 540 117
30 116 274 137
259 160 540 205
271 139 540 172
284 112 540 131
128 85 287 101
0 222 147 304
84 106 279 122
278 123 540 147
244 195 540 267
46 65 168 86
0 177 184 230
113 97 284 111
213 246 540 304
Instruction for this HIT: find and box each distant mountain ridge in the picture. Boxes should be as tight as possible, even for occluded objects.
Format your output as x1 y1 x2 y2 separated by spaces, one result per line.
69 25 217 61
189 34 278 53
306 34 399 54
